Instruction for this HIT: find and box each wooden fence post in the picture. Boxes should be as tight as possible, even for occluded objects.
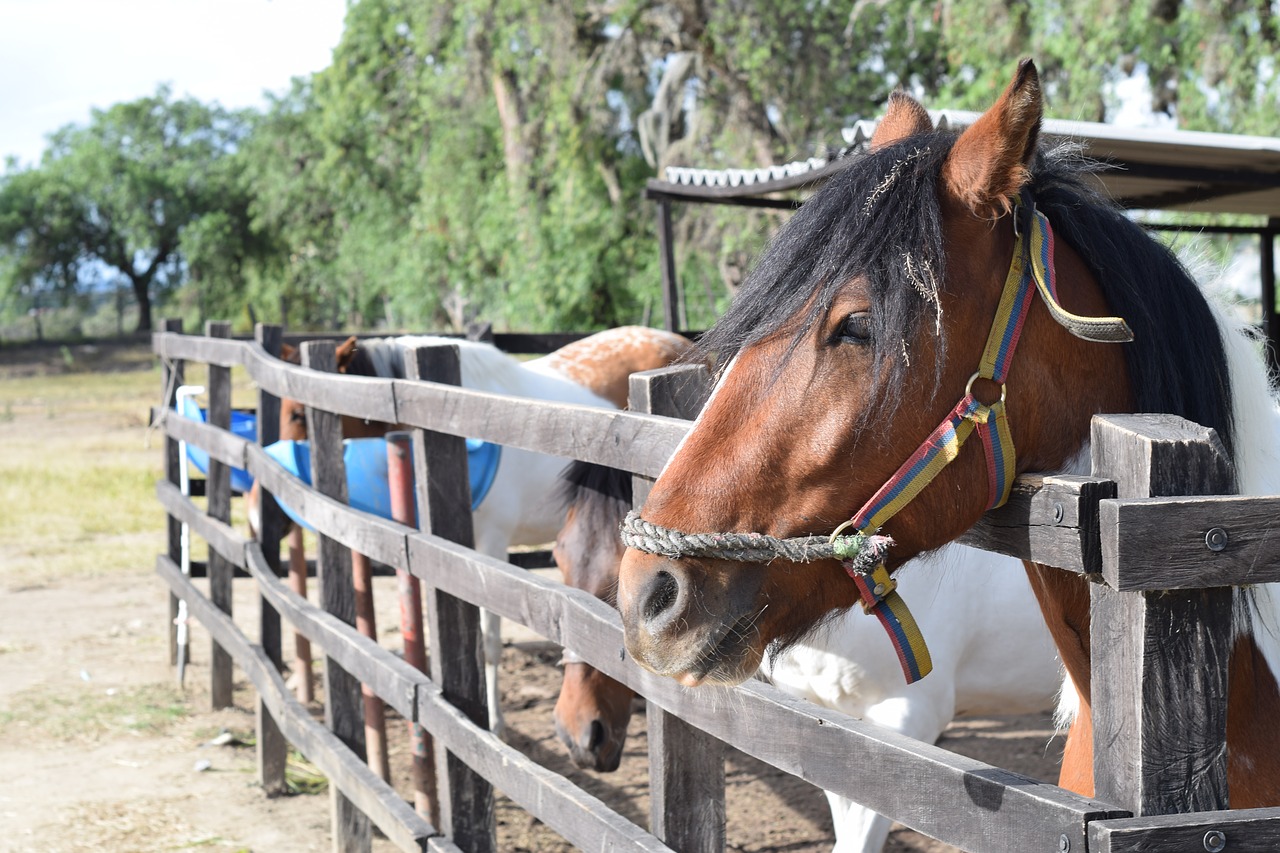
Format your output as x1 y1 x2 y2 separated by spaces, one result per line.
254 323 289 796
387 430 439 827
629 364 723 853
301 341 372 853
205 320 235 710
161 317 185 667
1089 413 1235 816
404 343 496 853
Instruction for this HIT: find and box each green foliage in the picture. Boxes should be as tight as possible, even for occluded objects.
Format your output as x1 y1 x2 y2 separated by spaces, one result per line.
6 1 1276 338
0 88 259 332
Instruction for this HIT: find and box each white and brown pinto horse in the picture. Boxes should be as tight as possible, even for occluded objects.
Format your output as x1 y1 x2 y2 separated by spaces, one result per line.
267 326 697 735
616 61 1280 809
553 460 1061 851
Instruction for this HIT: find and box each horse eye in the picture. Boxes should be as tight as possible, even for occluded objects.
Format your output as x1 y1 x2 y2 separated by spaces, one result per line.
835 312 873 345
289 409 305 423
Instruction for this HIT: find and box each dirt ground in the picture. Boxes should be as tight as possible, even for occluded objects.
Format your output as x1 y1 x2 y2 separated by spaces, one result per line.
0 569 1064 853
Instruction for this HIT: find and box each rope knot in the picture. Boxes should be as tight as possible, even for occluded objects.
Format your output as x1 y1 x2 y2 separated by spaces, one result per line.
619 511 892 575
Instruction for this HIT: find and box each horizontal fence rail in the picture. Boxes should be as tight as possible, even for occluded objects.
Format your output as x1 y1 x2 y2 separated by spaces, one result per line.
153 327 1280 852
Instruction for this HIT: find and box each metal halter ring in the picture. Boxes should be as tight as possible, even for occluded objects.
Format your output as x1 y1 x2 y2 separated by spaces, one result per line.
965 371 1006 407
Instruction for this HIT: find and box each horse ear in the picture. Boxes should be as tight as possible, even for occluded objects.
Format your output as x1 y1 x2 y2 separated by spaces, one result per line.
941 59 1042 218
335 336 359 372
870 91 933 149
279 342 297 363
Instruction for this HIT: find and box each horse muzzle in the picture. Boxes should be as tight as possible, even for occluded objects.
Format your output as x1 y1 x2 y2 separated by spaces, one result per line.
616 550 765 686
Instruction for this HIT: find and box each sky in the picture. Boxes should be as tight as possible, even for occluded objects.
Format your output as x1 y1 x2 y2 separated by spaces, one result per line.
0 0 349 169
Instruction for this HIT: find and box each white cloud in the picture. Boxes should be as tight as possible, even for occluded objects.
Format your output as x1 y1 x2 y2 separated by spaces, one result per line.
0 0 347 167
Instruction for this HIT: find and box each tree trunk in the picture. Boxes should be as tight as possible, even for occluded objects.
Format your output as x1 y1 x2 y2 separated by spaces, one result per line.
131 277 153 332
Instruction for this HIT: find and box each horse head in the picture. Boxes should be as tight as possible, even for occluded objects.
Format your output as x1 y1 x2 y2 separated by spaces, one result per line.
277 335 390 441
552 461 636 772
616 61 1142 688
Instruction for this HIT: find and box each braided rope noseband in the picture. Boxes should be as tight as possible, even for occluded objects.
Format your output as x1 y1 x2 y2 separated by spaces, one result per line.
619 511 893 574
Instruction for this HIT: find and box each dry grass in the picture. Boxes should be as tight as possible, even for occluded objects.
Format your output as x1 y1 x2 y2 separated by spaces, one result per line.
0 344 256 588
0 681 191 744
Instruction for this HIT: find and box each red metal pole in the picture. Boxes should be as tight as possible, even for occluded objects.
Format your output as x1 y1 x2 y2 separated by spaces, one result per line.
351 549 390 782
287 526 314 704
387 431 438 826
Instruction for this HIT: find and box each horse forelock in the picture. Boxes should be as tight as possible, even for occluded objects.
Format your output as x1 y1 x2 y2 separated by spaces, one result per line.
698 134 957 421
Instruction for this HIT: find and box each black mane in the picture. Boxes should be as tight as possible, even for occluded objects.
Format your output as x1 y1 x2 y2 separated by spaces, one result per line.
700 132 1235 462
558 459 633 511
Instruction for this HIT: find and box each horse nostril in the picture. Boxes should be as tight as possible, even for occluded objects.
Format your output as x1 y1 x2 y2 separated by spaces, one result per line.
587 720 606 753
643 570 680 623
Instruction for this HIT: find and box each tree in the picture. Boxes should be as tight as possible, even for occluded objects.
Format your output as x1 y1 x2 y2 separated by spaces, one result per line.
235 0 1277 335
0 87 258 332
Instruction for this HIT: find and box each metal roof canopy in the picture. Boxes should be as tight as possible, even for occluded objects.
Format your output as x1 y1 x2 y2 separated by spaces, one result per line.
646 112 1280 369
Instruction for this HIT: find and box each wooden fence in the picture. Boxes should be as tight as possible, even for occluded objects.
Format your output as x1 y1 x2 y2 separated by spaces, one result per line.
152 320 1280 852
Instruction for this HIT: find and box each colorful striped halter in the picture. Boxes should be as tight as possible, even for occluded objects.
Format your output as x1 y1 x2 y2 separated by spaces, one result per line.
838 193 1133 683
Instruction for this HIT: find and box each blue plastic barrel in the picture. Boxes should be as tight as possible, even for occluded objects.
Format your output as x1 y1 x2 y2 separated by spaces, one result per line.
176 397 257 494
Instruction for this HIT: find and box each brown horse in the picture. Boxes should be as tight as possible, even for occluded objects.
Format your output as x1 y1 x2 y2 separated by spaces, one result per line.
551 461 638 772
615 61 1280 807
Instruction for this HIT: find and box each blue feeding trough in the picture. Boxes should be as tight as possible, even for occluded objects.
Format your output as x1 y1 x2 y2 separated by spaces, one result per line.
263 436 501 530
176 396 257 494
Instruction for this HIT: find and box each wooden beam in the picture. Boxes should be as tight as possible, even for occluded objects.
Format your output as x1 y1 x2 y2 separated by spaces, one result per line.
393 378 689 477
302 341 372 853
959 474 1116 573
1088 806 1280 853
403 343 495 853
205 321 234 710
254 323 288 797
1090 413 1234 816
160 317 185 668
1101 493 1280 589
629 365 724 853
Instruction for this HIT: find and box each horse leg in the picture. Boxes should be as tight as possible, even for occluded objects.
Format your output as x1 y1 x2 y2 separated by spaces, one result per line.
1058 698 1095 797
825 790 893 853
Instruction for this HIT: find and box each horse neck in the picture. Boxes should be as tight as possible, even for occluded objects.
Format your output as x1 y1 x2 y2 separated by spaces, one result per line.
1031 305 1280 804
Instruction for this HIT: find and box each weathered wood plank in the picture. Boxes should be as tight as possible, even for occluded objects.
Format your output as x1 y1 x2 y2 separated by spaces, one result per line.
160 318 185 668
153 331 245 367
244 546 423 720
205 321 235 711
303 341 372 853
405 532 1127 853
959 474 1116 574
629 366 723 853
393 377 690 477
1088 807 1280 853
1090 413 1234 816
1100 493 1280 589
254 323 289 797
164 412 249 472
239 339 398 424
403 343 495 853
243 444 410 568
413 680 675 853
155 555 455 853
155 481 246 570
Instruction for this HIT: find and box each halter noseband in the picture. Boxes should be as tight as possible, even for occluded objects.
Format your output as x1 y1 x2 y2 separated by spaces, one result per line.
623 192 1132 684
